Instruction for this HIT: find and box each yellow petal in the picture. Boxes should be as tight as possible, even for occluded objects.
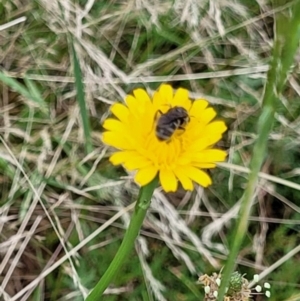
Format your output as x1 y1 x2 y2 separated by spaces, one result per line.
189 99 209 118
188 136 221 152
110 103 129 123
187 167 212 187
124 156 152 170
183 166 212 187
172 88 192 110
135 166 158 186
173 168 194 190
125 95 140 117
103 119 126 132
133 88 152 105
110 151 137 165
159 169 178 192
159 84 173 103
198 108 217 125
153 86 172 111
205 121 227 134
188 121 227 151
177 156 191 165
191 149 227 163
102 132 132 149
153 90 163 111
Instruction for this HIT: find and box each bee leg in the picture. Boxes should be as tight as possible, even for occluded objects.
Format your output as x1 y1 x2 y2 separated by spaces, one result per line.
153 110 163 133
154 110 163 121
177 126 186 137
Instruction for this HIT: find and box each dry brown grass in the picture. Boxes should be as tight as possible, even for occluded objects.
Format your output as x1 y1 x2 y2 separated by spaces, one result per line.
1 0 300 300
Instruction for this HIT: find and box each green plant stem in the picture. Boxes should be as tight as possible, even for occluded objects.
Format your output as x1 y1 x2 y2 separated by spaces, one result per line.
85 177 158 301
217 2 300 300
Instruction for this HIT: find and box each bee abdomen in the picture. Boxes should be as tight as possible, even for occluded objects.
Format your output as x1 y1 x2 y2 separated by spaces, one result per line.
155 124 177 141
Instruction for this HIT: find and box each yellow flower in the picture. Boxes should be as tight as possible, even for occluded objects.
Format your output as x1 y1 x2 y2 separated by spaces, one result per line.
102 84 227 192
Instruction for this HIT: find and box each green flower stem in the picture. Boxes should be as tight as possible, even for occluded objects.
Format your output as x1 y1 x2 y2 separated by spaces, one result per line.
217 3 300 301
85 176 159 301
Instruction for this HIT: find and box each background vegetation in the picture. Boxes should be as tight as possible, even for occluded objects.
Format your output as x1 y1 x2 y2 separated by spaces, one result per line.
1 0 300 300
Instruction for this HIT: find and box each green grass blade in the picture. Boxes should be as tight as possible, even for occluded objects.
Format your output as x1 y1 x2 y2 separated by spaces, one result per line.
0 71 47 111
71 42 93 154
217 2 300 300
23 75 44 104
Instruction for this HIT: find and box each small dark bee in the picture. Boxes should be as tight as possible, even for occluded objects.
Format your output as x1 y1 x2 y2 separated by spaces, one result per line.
155 106 190 141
